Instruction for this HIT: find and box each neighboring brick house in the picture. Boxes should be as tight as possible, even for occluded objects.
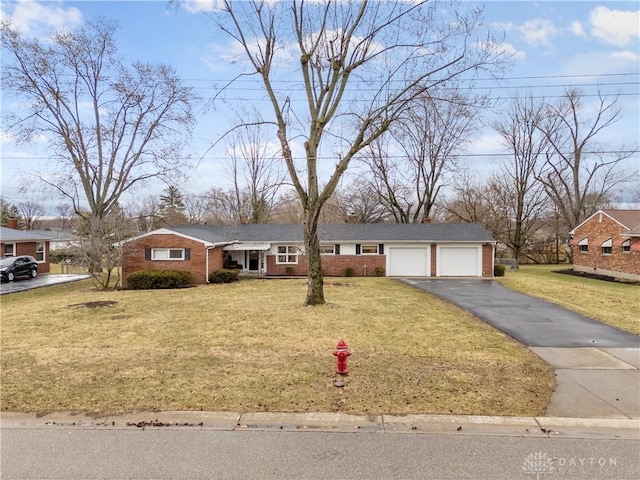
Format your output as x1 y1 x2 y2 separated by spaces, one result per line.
569 209 640 281
0 219 52 274
120 222 496 286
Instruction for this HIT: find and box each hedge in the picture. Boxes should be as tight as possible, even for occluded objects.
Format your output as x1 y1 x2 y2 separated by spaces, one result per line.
127 270 192 290
209 269 240 284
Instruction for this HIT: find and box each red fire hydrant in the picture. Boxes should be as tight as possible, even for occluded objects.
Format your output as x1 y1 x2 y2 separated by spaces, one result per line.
333 339 351 375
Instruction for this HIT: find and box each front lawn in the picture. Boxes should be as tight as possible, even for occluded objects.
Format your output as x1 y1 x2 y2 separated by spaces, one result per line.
497 265 640 335
1 278 554 416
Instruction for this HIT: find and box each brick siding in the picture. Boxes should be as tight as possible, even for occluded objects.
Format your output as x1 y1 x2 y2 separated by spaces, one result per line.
122 234 223 285
482 244 494 277
266 254 386 277
572 214 640 280
430 245 437 276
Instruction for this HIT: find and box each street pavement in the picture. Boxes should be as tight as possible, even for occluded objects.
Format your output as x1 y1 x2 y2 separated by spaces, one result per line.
0 273 90 295
402 279 640 419
2 412 639 480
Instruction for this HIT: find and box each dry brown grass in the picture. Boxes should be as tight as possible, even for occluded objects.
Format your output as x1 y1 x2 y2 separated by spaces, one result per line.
498 265 640 335
1 278 554 416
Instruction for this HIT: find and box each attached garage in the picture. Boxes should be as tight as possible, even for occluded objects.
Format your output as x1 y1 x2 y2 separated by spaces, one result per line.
387 247 429 277
438 246 481 277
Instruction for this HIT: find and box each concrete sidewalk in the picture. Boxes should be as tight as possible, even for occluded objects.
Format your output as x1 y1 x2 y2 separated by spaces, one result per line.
532 347 639 419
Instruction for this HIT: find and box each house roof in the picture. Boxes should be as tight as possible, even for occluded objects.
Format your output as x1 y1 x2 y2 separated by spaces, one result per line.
0 227 53 243
602 209 640 232
570 209 640 237
162 222 496 245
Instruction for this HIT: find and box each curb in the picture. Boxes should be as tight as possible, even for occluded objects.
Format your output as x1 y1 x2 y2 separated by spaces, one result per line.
2 412 638 440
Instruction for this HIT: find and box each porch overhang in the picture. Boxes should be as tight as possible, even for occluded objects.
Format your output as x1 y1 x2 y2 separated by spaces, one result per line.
224 242 271 251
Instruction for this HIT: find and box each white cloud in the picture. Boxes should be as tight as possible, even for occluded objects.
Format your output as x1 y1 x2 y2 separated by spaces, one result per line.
477 40 526 61
568 21 586 38
182 0 226 14
3 0 82 36
492 18 561 47
0 130 13 144
590 6 640 47
610 50 639 63
520 19 560 47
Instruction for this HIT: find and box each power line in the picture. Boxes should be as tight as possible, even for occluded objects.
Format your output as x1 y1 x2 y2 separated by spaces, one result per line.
179 71 640 83
3 150 637 162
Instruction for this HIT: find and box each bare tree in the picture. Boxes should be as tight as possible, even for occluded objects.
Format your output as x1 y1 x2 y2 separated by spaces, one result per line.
2 18 194 288
226 123 286 223
183 193 210 224
363 136 416 223
491 94 551 264
78 207 133 289
55 203 75 231
536 89 637 229
364 88 482 223
213 0 505 304
338 178 391 223
444 172 503 237
17 199 45 230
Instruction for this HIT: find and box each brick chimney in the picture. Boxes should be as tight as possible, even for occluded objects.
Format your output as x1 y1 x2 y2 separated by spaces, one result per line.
239 214 249 225
422 217 432 224
347 214 358 224
6 218 18 229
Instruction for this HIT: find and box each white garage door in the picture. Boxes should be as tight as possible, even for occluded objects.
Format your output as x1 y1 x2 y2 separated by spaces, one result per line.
388 248 429 276
439 247 480 276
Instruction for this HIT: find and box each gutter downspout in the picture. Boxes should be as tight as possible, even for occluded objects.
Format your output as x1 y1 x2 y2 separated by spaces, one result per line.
206 242 235 283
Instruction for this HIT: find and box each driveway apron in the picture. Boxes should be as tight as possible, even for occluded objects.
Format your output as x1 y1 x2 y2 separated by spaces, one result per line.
403 278 640 419
403 278 638 348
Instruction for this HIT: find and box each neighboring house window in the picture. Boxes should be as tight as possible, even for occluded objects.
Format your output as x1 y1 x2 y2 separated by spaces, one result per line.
35 242 45 262
320 245 335 255
622 239 631 254
276 245 298 264
578 238 588 253
4 243 15 257
361 244 379 254
151 248 185 260
355 244 383 255
601 238 612 256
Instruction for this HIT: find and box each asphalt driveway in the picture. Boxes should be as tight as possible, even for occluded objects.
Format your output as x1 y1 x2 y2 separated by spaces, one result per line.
0 274 90 295
403 279 639 348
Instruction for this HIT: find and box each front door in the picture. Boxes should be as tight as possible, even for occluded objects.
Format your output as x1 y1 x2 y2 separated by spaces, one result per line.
248 250 259 271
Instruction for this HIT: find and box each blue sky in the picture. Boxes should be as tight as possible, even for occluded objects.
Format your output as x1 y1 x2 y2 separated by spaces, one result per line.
1 0 639 214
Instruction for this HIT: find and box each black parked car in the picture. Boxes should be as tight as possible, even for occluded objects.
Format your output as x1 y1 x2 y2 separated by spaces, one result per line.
0 256 38 282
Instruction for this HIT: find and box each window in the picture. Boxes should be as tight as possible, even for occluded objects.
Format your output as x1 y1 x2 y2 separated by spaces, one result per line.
152 248 185 260
4 243 15 257
622 240 631 254
35 242 45 262
320 245 335 255
361 244 378 255
276 245 298 264
601 238 612 255
578 238 588 253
